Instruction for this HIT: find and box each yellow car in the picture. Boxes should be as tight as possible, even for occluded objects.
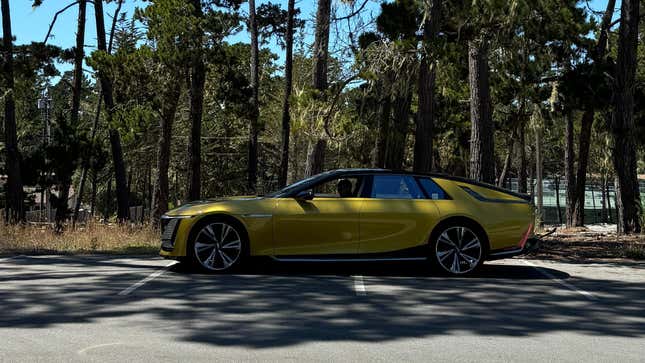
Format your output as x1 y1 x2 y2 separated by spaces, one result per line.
160 169 537 275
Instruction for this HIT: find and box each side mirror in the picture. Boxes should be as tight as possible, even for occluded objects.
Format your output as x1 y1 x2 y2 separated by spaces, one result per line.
295 190 314 200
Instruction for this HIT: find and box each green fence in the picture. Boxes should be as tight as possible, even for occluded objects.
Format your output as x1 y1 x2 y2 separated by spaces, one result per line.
506 178 645 225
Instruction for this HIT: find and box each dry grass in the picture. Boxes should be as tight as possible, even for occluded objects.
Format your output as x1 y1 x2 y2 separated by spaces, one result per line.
625 243 645 260
0 221 160 256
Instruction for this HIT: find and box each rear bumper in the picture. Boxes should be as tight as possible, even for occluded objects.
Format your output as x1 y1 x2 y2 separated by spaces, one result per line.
487 237 540 260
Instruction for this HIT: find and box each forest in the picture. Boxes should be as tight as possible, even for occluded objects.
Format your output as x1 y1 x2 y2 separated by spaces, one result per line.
0 0 644 234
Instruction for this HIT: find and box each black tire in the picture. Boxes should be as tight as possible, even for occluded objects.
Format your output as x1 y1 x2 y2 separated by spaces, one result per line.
186 216 249 273
428 221 487 276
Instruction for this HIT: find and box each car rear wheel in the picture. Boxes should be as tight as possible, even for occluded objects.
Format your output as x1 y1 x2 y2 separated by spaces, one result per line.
189 219 246 272
430 225 484 275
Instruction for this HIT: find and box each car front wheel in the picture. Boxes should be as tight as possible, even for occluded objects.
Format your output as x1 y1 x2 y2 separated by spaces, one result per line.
189 219 246 272
430 225 484 275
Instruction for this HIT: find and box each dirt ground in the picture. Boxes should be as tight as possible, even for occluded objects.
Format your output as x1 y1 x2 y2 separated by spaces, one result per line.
528 224 645 263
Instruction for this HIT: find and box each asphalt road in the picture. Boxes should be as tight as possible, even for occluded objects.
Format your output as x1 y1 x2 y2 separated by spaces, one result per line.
1 254 644 362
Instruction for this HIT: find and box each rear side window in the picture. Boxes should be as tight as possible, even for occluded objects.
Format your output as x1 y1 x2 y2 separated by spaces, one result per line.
418 178 448 200
370 175 424 199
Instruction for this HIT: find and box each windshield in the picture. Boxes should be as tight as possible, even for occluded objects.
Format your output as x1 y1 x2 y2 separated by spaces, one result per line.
265 171 335 197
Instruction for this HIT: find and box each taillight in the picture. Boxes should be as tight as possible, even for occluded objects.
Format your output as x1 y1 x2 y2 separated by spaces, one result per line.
518 223 533 248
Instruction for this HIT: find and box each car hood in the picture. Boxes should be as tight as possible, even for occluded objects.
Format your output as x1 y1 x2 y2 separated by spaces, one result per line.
164 196 264 216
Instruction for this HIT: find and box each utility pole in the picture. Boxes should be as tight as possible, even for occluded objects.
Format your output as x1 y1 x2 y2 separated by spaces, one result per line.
37 88 52 222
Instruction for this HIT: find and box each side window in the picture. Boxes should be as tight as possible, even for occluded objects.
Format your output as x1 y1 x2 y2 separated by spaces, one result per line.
310 176 364 198
418 178 448 200
370 175 424 199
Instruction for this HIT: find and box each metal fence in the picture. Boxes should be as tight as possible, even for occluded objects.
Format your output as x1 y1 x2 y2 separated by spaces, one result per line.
3 179 645 226
128 206 149 223
507 178 645 225
1 207 146 224
23 209 91 224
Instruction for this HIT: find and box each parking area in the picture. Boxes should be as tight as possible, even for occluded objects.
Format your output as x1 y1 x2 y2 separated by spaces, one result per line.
1 255 644 362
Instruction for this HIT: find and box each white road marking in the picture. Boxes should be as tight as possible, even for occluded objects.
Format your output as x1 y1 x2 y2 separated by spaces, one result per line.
522 260 597 300
0 255 25 262
353 275 366 296
118 261 177 296
77 342 124 355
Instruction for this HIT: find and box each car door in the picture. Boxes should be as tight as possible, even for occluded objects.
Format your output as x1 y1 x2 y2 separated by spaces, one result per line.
272 175 366 256
359 174 442 254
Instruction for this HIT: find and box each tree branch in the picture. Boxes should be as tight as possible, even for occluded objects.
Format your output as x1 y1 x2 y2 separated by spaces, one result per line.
107 0 123 54
332 0 369 22
323 74 360 140
43 1 80 44
584 0 606 17
609 18 620 28
609 14 645 29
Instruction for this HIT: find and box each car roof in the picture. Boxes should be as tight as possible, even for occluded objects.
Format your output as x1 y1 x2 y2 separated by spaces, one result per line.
328 168 531 201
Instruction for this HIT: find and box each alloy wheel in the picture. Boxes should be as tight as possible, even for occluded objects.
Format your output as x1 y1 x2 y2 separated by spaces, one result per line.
435 226 482 275
193 222 242 271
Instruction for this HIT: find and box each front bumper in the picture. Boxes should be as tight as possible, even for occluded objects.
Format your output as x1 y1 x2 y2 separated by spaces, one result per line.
159 215 198 257
487 237 540 260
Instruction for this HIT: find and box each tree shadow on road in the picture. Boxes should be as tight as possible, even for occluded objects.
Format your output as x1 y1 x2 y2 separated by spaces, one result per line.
1 255 644 349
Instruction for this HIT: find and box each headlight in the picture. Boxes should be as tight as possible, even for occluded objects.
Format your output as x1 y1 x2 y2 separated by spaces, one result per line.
161 215 195 219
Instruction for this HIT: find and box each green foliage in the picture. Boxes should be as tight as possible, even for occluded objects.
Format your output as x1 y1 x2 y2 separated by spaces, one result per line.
255 2 304 46
47 112 89 184
3 0 645 224
376 0 420 41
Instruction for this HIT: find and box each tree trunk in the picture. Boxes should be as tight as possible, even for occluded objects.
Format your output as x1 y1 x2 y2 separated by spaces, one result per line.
54 178 72 231
528 149 535 199
186 66 205 201
312 0 330 91
90 169 97 216
497 150 511 188
564 112 576 227
70 0 86 128
535 121 543 226
413 0 440 173
127 166 132 201
94 0 129 222
554 175 563 225
70 0 89 228
151 75 180 223
374 95 391 168
247 0 260 192
305 0 331 177
108 129 129 221
606 182 614 223
186 0 205 201
305 138 327 177
278 0 295 188
468 39 494 184
590 181 596 222
570 0 615 228
572 110 593 226
74 92 102 225
1 0 23 223
72 170 87 225
74 2 120 224
600 175 608 223
497 130 515 188
518 121 527 193
173 172 179 206
65 0 87 228
385 93 411 169
595 0 616 61
104 175 112 222
413 54 434 172
611 0 641 234
144 162 151 223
